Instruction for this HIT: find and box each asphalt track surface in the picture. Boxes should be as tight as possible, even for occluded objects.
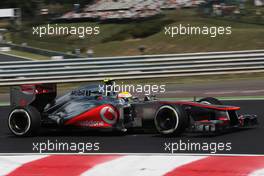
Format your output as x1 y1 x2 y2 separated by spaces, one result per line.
0 53 27 62
0 53 264 154
0 100 263 154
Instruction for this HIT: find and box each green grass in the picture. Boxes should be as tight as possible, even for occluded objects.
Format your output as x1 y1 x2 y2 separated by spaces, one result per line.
0 19 11 28
7 9 263 57
3 50 50 60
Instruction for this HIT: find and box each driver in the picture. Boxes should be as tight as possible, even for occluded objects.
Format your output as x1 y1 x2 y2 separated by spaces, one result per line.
117 92 132 103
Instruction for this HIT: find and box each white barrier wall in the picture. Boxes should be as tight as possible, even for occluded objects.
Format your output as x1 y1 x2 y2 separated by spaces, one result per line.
0 8 15 18
255 0 264 6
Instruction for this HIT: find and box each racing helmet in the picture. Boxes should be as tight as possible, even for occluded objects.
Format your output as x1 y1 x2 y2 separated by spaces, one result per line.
118 92 132 102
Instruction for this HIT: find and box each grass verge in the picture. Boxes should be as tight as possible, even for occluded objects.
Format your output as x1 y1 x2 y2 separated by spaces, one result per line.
6 9 264 57
3 50 50 60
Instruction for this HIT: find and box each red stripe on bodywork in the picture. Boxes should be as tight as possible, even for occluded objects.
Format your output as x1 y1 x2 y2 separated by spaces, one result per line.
161 101 240 111
165 156 264 176
7 155 121 176
65 104 119 128
65 105 105 125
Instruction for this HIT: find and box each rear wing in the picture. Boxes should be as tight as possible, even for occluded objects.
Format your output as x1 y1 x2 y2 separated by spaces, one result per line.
10 83 57 111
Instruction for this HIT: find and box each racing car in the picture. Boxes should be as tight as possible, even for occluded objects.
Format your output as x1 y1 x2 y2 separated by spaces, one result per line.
8 81 258 137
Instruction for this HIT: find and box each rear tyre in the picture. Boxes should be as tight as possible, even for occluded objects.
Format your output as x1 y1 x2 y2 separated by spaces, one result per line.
154 105 188 136
8 106 41 137
198 97 222 105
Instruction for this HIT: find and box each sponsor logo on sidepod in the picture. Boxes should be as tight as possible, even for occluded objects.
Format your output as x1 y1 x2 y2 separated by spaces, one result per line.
100 106 118 125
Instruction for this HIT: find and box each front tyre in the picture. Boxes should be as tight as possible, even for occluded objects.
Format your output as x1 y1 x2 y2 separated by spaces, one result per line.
8 106 41 137
154 105 188 136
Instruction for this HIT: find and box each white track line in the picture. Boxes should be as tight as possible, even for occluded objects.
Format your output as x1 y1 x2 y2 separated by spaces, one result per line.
0 155 48 175
250 168 264 176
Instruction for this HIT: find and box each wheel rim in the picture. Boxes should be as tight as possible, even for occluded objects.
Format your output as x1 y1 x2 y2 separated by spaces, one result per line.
8 109 31 136
155 106 179 134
